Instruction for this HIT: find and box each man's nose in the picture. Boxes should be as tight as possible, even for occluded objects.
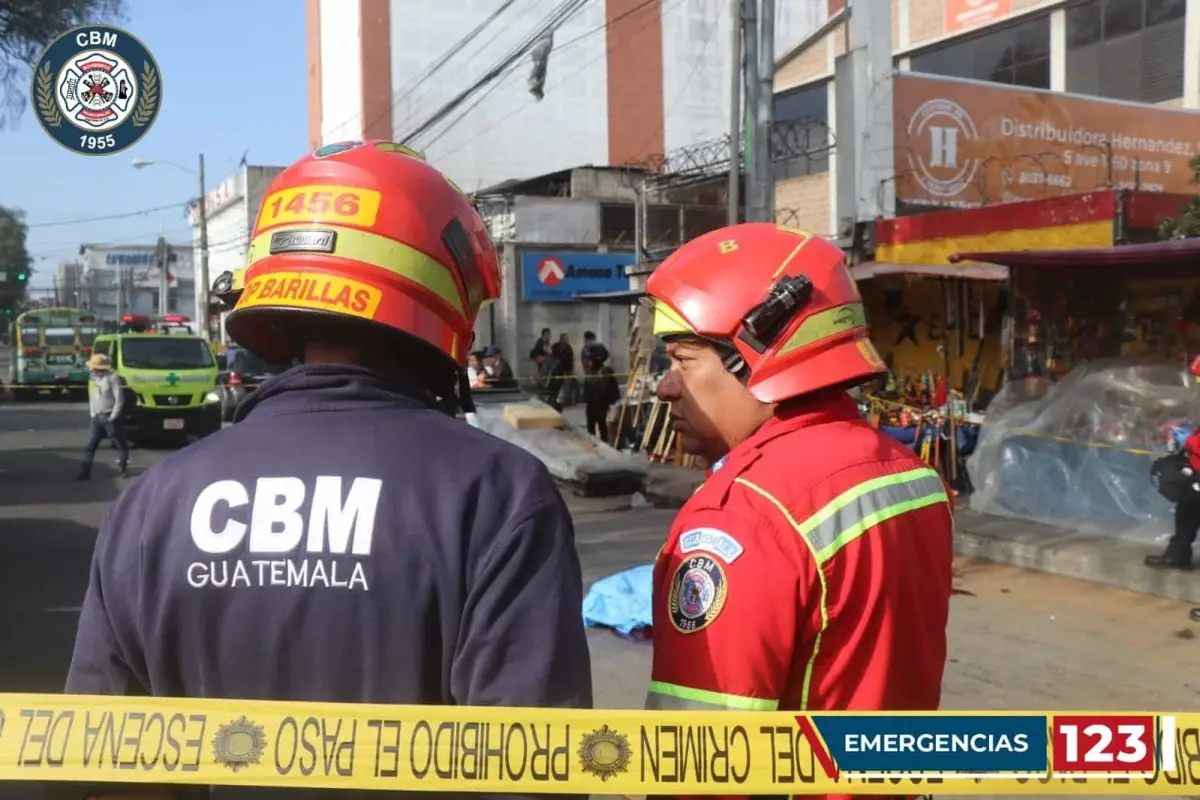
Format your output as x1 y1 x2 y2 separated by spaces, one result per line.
656 370 681 401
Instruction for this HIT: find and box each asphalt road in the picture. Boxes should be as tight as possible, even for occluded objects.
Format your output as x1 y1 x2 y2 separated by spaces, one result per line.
0 399 674 699
1 398 1198 799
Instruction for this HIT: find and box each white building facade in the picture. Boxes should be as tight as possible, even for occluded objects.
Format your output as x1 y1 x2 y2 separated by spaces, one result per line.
306 0 826 190
78 244 195 323
188 165 285 340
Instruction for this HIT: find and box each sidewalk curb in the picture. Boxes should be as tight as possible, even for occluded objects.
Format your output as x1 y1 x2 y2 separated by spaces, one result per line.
954 509 1200 604
638 468 1200 603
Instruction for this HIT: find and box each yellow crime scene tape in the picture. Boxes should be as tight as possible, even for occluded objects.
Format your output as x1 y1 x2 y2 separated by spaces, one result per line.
0 696 1198 794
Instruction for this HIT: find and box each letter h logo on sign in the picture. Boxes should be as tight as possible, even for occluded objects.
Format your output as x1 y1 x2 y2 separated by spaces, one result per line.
928 126 959 169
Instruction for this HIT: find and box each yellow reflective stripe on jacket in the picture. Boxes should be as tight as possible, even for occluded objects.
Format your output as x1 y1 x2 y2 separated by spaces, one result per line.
733 467 949 710
799 467 948 563
646 681 779 711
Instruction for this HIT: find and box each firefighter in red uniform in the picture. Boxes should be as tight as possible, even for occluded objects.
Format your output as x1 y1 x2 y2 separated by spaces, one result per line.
644 223 955 798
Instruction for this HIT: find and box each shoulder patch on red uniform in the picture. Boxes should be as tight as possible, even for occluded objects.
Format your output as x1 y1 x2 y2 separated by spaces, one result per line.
668 555 728 634
678 527 744 563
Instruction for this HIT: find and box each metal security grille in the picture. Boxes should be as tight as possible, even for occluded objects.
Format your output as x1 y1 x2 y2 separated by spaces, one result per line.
152 394 192 406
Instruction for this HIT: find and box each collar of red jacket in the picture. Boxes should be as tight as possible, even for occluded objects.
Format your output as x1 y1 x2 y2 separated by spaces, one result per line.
694 391 864 507
739 390 862 452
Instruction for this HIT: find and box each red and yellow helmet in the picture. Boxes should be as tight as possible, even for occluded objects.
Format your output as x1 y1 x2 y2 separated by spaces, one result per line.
224 140 500 366
646 223 886 404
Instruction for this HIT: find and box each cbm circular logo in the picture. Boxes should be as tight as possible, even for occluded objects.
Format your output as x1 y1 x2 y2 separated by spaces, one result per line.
31 25 161 156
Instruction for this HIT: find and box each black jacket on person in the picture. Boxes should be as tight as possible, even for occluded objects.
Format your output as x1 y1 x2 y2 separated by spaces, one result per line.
59 364 593 800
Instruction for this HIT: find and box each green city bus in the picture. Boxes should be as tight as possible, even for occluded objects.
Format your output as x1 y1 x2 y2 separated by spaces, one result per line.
7 307 100 400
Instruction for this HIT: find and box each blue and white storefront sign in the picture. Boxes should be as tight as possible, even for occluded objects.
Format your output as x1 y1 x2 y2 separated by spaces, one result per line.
521 251 634 302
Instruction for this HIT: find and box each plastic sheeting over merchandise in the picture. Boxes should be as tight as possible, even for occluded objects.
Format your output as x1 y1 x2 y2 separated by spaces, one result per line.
967 359 1196 542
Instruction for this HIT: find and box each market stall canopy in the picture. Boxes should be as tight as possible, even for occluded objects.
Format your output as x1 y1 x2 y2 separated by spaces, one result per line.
949 237 1200 269
849 262 1009 281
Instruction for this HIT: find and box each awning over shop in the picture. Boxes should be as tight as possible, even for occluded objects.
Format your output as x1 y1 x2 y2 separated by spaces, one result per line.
950 237 1200 269
850 262 1008 281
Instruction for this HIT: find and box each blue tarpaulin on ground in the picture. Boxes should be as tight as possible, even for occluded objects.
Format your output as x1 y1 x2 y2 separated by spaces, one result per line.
582 564 654 635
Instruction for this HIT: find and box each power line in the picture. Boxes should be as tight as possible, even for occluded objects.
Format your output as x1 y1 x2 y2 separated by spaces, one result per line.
417 0 674 148
630 8 719 160
26 202 189 229
425 0 680 156
350 0 529 142
399 0 591 145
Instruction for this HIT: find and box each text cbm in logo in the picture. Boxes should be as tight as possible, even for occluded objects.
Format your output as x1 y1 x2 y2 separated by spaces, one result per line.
907 98 980 200
31 25 162 156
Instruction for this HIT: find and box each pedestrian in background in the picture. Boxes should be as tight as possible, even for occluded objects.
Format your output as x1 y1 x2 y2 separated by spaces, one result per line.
530 327 552 369
74 353 128 480
483 345 516 388
581 330 609 368
583 351 620 443
552 332 578 406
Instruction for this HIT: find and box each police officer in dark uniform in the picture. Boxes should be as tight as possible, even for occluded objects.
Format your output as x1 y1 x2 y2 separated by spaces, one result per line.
62 142 593 799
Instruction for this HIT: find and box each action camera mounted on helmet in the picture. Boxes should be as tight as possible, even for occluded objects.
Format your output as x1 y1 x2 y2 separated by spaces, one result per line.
737 275 815 354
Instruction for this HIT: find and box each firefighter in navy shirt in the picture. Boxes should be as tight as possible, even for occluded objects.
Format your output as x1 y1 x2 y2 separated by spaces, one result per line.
62 141 593 799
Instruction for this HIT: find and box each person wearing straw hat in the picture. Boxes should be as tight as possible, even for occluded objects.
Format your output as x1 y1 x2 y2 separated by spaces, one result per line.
74 352 128 480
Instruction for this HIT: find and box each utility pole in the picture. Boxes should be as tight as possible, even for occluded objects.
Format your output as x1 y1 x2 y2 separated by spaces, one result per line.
740 0 761 221
196 152 211 341
115 263 124 321
727 0 742 226
156 235 170 316
756 0 776 222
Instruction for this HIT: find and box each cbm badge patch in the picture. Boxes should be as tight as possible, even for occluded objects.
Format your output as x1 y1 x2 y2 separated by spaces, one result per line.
31 25 162 156
668 555 728 634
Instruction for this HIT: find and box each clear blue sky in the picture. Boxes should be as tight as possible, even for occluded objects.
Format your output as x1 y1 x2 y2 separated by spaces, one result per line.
1 0 307 290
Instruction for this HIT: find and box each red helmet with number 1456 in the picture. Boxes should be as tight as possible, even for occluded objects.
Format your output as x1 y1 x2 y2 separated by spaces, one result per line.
647 223 886 403
225 140 501 368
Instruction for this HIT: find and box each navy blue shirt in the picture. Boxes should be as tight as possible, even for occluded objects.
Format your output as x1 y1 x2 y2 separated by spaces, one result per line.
63 364 593 798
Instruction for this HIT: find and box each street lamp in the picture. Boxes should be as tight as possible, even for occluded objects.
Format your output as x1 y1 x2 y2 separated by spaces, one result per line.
131 154 211 340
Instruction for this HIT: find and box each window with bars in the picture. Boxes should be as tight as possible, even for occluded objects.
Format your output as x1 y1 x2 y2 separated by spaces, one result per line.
909 14 1051 89
1065 0 1185 103
599 203 636 246
771 81 830 179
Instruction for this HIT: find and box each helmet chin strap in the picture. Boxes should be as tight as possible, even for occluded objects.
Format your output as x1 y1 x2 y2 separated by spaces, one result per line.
719 346 750 383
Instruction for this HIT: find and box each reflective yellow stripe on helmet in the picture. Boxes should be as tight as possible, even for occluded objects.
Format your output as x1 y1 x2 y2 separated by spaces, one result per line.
652 301 696 338
245 223 466 317
775 302 868 356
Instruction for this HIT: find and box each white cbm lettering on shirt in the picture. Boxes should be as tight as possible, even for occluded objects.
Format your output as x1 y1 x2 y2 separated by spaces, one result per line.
186 476 382 591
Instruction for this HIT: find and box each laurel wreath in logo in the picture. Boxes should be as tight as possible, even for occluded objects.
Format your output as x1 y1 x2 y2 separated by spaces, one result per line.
132 61 159 127
35 61 62 127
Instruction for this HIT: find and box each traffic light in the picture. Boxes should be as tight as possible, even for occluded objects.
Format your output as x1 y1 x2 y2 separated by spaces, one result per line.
16 272 25 281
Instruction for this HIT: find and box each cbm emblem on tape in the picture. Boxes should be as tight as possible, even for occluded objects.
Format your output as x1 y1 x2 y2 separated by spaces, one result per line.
269 230 338 255
31 25 162 156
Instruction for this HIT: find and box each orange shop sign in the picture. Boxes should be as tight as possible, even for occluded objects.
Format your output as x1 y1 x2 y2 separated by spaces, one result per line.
892 73 1200 209
945 0 1012 34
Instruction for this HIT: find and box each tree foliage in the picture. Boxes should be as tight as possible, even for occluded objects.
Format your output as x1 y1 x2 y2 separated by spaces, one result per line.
1158 154 1200 240
0 205 31 286
0 0 126 129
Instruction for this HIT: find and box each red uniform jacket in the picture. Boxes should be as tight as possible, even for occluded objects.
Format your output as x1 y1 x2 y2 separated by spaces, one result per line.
1185 430 1200 472
647 393 954 800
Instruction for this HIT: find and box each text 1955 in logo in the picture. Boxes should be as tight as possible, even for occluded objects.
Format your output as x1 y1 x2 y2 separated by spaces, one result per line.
31 25 162 156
